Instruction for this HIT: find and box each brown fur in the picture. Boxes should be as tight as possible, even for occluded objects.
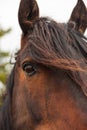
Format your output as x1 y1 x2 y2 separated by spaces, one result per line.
0 0 87 130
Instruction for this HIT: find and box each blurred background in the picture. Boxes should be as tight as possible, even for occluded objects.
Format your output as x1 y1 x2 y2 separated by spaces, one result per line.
0 0 87 106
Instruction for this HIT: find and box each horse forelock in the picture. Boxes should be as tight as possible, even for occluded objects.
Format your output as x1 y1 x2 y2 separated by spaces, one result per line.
19 17 87 96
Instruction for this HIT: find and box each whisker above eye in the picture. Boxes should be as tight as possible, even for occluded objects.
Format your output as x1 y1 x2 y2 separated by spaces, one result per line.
10 51 19 64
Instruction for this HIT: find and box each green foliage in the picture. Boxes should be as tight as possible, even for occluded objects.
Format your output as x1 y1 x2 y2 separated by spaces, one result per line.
0 27 11 107
0 93 4 108
0 28 11 37
0 72 7 84
0 52 9 57
0 28 11 83
0 95 3 108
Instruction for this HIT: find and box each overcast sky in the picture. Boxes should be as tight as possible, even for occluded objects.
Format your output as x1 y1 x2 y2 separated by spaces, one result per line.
0 0 87 52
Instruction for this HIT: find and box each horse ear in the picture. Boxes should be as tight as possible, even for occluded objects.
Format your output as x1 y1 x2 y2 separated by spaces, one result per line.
69 0 87 34
18 0 39 34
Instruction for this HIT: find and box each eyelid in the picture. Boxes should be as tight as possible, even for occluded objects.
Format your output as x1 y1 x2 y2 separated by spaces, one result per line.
21 59 39 71
20 58 35 67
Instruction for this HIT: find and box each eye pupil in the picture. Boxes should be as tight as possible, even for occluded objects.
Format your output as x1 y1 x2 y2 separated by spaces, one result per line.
22 63 37 76
25 66 33 73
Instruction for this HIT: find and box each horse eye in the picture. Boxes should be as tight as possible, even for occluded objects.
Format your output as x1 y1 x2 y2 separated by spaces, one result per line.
22 62 37 76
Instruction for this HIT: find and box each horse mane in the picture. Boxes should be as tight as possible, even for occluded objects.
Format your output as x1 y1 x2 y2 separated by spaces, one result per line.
24 17 87 96
0 66 15 130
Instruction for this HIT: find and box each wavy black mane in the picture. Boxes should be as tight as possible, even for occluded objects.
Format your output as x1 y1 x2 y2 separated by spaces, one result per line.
25 17 87 96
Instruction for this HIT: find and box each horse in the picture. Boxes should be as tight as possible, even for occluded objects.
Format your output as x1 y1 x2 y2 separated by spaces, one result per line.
0 0 87 129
